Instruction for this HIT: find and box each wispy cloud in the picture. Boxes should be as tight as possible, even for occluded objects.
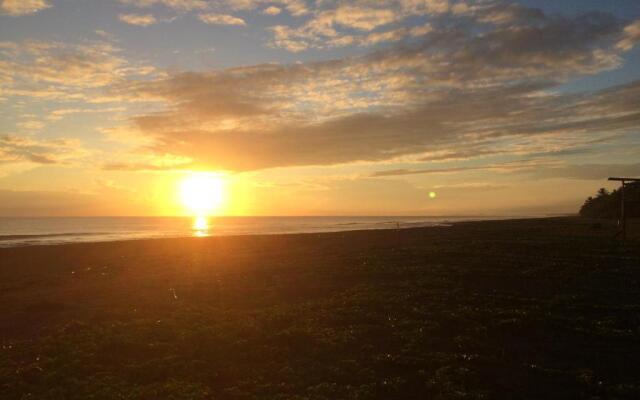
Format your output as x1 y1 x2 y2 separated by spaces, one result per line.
267 0 463 51
617 19 640 51
0 135 85 165
371 160 640 182
16 120 45 131
0 39 157 100
198 13 246 26
227 0 308 16
119 13 158 26
263 6 281 16
118 0 207 11
529 163 640 181
1 0 50 16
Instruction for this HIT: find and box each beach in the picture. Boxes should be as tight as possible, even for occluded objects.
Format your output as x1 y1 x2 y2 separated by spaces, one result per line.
1 217 639 399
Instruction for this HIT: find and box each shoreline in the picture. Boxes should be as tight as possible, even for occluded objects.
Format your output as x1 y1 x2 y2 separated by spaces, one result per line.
0 215 565 249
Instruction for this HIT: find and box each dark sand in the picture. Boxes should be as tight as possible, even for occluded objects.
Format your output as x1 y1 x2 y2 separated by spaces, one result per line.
1 217 639 399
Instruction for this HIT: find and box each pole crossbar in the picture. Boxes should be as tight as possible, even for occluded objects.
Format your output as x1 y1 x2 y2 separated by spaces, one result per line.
608 177 640 182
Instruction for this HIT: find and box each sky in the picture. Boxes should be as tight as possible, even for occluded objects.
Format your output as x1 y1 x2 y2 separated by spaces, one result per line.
1 0 639 217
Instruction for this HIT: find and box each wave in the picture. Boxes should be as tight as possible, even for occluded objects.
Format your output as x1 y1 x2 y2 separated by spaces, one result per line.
0 232 107 241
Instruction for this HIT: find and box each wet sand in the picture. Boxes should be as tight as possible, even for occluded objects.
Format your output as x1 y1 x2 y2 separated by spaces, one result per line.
1 217 639 399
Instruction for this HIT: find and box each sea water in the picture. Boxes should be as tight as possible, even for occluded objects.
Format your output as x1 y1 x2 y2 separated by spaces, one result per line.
0 216 514 247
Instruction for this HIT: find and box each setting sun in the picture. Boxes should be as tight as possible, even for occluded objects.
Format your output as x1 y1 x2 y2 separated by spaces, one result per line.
179 173 226 216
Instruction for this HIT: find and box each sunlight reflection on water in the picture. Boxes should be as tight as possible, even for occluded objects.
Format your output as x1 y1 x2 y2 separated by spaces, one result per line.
192 216 210 237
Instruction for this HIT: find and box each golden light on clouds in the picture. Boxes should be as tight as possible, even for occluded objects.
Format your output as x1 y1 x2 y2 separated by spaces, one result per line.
1 0 639 217
179 172 226 216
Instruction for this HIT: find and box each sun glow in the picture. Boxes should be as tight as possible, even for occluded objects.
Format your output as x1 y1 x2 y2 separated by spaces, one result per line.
179 172 226 216
192 215 209 237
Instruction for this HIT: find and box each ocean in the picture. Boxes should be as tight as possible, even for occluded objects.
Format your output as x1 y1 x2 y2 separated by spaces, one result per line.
0 216 514 247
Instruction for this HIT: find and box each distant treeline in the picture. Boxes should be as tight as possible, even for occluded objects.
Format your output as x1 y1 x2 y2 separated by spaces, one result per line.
580 182 640 218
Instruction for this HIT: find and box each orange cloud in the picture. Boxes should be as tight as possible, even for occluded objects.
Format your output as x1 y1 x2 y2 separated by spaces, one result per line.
119 13 158 26
1 0 50 16
0 135 86 166
198 13 246 26
263 6 281 16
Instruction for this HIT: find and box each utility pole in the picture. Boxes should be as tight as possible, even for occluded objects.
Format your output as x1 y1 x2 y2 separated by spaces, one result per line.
608 177 640 240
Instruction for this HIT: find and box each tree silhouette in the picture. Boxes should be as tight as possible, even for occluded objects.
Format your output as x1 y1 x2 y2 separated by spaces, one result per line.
579 182 640 218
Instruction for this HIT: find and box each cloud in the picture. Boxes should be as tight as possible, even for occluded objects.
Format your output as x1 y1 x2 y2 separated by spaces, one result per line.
227 0 308 16
106 3 640 172
372 165 489 177
371 159 640 183
102 160 193 171
263 6 281 16
118 76 639 172
265 0 625 57
47 106 126 121
268 4 406 51
0 134 85 165
472 2 545 26
0 0 50 16
273 0 308 16
370 158 559 177
16 120 45 131
118 0 207 11
119 13 158 26
617 19 640 51
529 163 640 181
330 6 399 31
0 40 125 88
0 39 157 101
271 21 428 52
117 0 307 23
198 13 246 26
266 0 463 51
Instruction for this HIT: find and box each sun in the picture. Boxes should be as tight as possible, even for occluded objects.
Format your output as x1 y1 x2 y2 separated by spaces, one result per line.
179 172 226 216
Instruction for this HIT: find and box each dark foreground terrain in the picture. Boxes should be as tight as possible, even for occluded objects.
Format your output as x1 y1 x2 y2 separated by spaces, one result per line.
1 218 639 399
